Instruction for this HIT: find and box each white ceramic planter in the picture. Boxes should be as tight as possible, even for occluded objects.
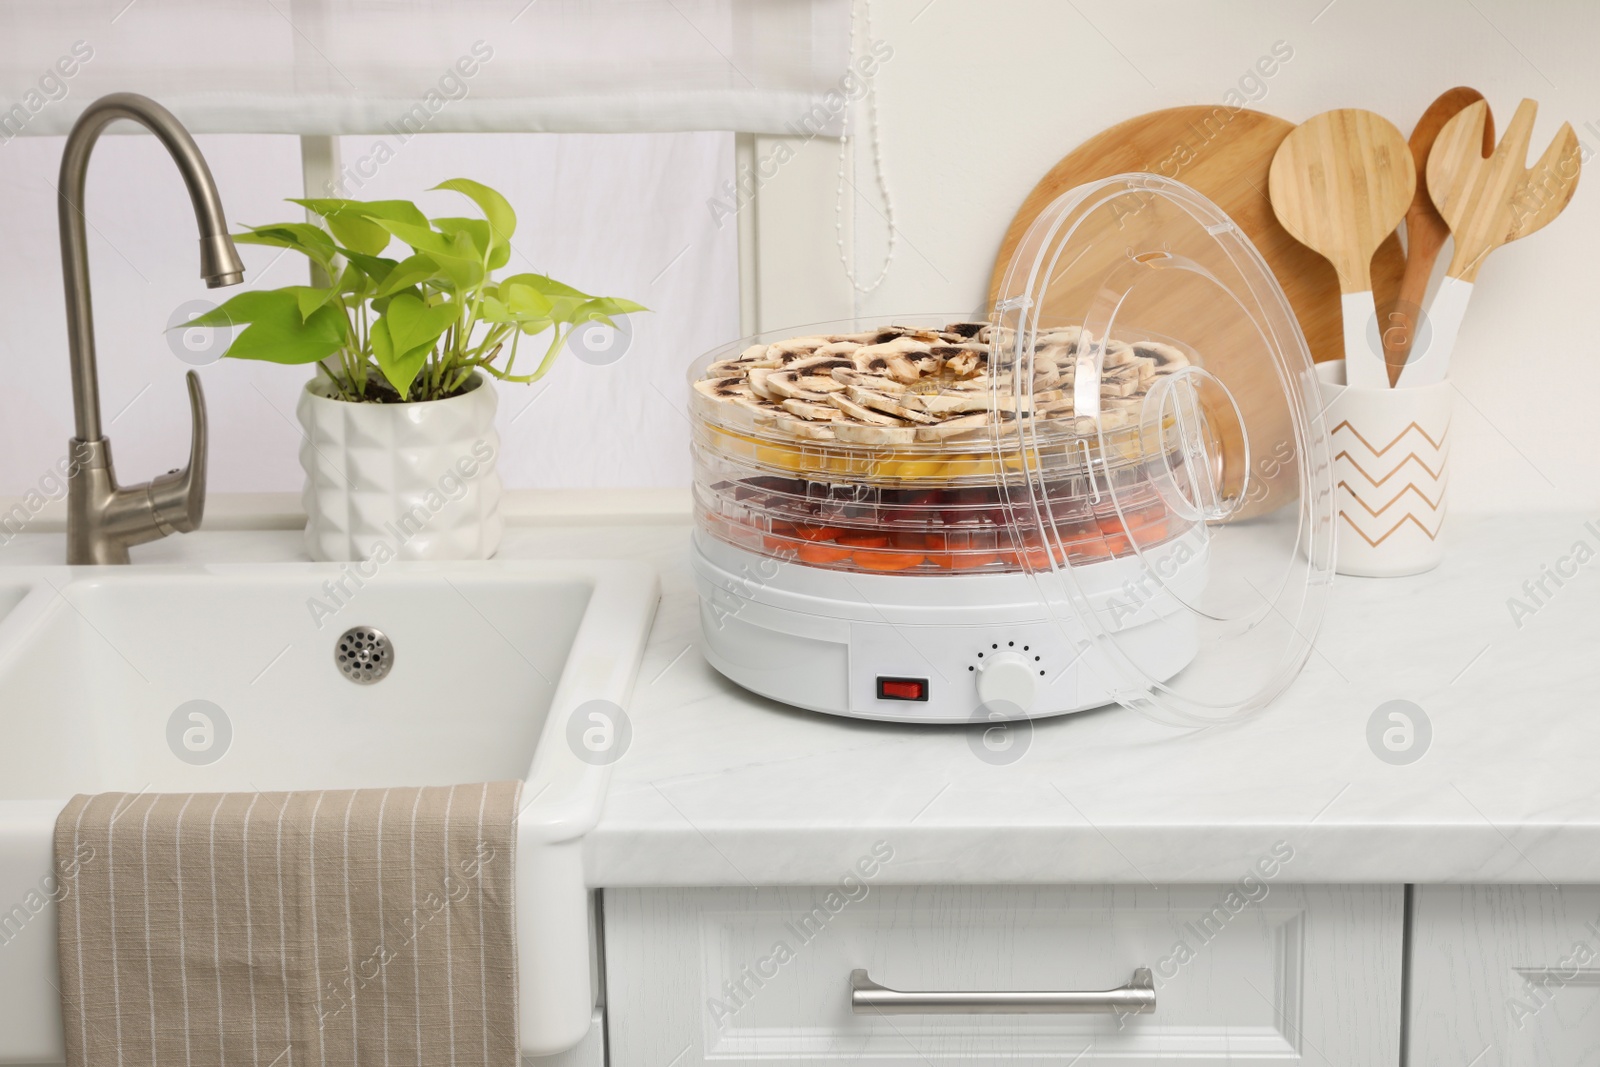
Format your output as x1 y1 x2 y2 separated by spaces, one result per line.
295 372 504 562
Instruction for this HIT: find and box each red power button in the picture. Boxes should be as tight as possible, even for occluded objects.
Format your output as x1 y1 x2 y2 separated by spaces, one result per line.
877 677 928 702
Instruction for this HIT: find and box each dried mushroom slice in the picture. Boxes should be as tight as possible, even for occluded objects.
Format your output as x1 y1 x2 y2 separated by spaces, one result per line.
1036 325 1083 345
779 398 842 421
767 370 845 401
768 335 832 358
852 350 923 384
1101 340 1137 368
833 421 917 446
827 392 903 426
914 412 989 441
1131 341 1190 374
942 349 982 378
706 358 755 377
830 368 908 394
1098 364 1145 398
903 392 990 416
693 376 753 402
846 386 937 424
747 367 781 401
774 416 837 441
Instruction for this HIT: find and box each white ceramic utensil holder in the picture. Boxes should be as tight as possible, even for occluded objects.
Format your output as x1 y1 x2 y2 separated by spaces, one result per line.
1316 360 1451 577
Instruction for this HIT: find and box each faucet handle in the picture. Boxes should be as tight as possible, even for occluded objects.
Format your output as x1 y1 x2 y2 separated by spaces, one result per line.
147 370 208 534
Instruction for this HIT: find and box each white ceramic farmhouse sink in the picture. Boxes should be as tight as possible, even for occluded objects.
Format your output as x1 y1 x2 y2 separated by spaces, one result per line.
0 559 658 1063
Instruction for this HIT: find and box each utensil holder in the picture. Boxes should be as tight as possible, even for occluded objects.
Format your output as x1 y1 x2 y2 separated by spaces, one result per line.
1315 360 1452 577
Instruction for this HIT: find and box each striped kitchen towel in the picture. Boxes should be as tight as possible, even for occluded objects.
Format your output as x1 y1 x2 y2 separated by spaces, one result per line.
54 783 521 1067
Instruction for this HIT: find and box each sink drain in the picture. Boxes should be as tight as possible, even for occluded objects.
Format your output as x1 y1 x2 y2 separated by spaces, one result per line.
335 627 393 684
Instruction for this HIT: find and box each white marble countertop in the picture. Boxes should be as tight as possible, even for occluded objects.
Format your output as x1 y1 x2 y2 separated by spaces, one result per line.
5 493 1598 887
589 506 1600 887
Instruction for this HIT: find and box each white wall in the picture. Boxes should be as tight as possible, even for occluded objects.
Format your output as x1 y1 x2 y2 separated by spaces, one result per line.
3 0 1596 515
749 0 1600 515
0 130 736 494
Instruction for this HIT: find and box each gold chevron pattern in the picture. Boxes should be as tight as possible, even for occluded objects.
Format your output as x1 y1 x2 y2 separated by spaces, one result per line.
1331 419 1450 548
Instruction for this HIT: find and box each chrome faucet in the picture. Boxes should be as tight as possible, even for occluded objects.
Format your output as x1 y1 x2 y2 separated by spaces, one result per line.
59 92 245 564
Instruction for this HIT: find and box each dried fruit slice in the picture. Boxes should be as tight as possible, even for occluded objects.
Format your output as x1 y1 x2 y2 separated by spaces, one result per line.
796 541 853 564
854 550 926 572
835 531 890 548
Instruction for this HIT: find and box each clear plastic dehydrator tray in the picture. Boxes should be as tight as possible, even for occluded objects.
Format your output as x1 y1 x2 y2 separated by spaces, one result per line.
690 316 1197 576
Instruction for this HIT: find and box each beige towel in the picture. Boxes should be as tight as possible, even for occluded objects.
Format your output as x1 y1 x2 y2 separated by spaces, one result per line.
55 783 521 1067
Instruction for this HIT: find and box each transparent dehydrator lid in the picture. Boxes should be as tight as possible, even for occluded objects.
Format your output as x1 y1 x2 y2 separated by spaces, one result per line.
686 174 1334 726
990 173 1336 724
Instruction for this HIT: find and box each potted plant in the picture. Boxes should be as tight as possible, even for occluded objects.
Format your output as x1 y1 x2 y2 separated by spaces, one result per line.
192 179 644 561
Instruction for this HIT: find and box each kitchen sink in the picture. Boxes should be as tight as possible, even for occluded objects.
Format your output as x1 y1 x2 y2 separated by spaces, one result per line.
0 558 658 1063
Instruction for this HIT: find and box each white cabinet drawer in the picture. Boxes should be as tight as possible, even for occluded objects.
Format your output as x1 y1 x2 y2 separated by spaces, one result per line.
1411 886 1600 1066
604 879 1401 1066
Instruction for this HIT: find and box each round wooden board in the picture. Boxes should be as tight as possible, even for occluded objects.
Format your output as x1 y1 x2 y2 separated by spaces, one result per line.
987 106 1405 519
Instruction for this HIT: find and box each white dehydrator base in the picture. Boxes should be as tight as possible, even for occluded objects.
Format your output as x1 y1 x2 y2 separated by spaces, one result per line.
691 531 1204 724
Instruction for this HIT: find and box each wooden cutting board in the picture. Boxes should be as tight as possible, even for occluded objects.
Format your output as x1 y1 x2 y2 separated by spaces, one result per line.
987 106 1406 518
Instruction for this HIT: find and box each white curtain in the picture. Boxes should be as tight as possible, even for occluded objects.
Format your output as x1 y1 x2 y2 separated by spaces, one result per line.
0 0 851 135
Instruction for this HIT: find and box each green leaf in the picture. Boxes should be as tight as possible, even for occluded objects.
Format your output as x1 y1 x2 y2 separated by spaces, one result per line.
189 289 347 365
374 253 442 299
290 198 429 226
369 317 432 396
500 272 592 301
370 217 454 256
544 294 589 325
234 223 338 272
432 216 510 270
575 296 649 319
183 289 287 329
339 251 399 287
365 219 484 289
432 217 489 255
328 213 391 256
382 292 459 360
434 178 516 251
332 262 373 301
477 294 513 323
290 198 430 256
372 285 422 315
287 285 337 321
369 293 454 396
504 282 554 319
388 293 460 349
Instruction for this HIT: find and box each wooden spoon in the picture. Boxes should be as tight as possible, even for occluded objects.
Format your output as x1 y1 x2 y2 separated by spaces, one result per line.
1269 109 1416 389
1396 99 1581 386
1380 88 1495 383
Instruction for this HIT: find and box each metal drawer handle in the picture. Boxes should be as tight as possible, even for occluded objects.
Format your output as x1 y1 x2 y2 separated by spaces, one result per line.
850 966 1156 1016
